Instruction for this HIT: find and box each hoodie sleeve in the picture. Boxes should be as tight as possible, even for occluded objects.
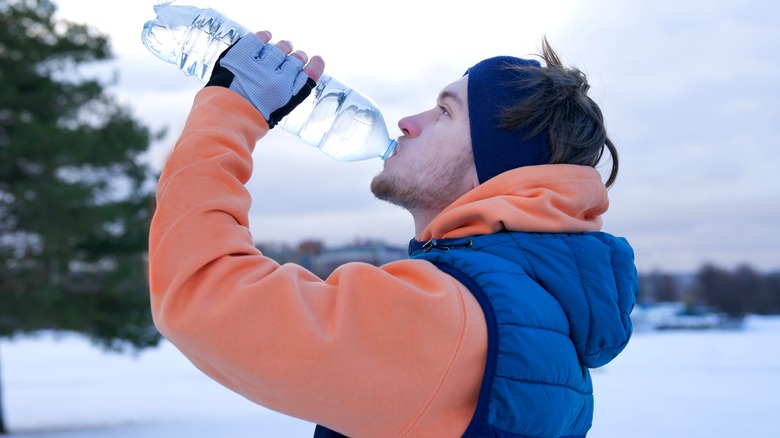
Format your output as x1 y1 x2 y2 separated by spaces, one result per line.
148 87 487 438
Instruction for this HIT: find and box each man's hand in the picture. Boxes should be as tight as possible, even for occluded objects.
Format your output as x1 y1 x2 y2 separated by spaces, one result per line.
206 30 326 128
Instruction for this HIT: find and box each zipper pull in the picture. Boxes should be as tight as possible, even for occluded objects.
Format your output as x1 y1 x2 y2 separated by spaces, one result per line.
422 238 438 253
422 238 473 252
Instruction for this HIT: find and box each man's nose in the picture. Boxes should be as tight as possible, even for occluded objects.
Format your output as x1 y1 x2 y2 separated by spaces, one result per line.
397 111 426 137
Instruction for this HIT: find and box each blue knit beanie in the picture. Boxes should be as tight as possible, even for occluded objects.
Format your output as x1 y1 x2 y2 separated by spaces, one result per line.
466 56 551 184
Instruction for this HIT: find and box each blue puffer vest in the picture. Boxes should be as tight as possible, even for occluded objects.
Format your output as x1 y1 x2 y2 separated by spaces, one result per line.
315 231 638 438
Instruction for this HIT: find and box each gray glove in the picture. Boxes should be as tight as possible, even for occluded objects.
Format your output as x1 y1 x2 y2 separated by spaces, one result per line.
206 33 316 128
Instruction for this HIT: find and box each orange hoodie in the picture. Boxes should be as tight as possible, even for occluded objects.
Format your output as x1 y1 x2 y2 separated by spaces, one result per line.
149 87 608 437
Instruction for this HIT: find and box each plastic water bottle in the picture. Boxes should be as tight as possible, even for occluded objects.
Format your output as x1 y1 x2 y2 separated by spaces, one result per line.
141 1 397 161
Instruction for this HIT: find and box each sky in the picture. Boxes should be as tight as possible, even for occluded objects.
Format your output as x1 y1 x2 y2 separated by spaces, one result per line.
50 0 780 273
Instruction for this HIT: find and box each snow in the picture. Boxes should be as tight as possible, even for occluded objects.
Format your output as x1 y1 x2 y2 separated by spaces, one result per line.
2 316 779 437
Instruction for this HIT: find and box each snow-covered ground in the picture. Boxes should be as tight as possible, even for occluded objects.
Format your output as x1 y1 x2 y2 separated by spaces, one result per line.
2 316 779 437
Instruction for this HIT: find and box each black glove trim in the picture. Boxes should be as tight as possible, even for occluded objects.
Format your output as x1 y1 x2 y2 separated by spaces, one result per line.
267 77 317 129
205 41 239 88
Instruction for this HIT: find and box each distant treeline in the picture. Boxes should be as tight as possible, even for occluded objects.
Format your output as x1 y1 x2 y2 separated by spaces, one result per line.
257 240 780 317
639 264 780 316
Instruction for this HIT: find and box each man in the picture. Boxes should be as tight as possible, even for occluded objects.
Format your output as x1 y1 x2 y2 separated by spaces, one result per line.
149 29 638 438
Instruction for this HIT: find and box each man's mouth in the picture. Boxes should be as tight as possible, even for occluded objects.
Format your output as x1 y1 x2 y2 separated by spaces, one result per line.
389 138 404 158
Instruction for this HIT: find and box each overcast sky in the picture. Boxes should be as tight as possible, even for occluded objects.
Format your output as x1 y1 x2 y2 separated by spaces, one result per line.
52 0 780 273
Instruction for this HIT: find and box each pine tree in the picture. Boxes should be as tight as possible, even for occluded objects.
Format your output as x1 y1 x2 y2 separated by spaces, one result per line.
0 0 162 431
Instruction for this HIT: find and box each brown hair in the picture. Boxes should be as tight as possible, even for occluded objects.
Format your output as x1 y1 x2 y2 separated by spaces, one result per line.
498 37 619 187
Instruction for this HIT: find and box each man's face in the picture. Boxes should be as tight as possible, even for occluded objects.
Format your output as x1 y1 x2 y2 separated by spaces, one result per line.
371 76 477 214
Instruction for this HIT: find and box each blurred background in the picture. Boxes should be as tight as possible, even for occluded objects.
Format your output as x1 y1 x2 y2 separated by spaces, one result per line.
1 0 778 436
54 0 780 273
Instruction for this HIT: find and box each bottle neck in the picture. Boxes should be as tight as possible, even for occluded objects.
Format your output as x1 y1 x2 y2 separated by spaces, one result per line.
382 139 398 160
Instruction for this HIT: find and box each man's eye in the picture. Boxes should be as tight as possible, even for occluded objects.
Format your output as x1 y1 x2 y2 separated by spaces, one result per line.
439 106 449 116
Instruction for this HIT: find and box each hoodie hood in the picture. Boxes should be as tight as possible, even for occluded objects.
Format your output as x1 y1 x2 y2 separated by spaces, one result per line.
418 164 609 242
412 164 637 368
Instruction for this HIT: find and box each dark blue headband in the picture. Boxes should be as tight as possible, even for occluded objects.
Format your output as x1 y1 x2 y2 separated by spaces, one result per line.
466 56 551 184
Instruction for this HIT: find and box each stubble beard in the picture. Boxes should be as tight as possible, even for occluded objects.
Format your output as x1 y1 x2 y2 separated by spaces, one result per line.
370 171 425 211
370 153 475 213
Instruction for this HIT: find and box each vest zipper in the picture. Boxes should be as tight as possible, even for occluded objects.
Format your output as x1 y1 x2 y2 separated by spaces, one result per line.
422 238 474 252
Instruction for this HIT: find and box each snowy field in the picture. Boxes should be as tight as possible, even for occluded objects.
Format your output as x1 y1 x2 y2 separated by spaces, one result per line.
2 316 779 438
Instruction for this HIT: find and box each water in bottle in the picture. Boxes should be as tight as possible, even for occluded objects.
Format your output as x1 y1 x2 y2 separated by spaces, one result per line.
141 1 397 161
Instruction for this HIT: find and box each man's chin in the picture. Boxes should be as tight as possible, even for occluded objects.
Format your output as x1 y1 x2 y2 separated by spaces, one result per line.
370 173 403 206
369 173 390 201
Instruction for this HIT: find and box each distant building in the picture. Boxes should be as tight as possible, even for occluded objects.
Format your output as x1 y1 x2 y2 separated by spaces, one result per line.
255 239 407 279
310 240 407 279
254 241 301 265
630 302 744 331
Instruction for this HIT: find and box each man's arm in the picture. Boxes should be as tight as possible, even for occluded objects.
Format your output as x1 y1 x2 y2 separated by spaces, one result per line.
148 35 487 437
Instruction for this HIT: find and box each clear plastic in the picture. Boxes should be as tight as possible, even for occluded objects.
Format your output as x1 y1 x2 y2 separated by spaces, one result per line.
141 1 397 161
